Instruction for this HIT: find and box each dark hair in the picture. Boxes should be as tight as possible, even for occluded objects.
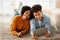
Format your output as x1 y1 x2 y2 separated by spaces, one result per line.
29 11 34 20
30 4 42 20
21 6 31 15
31 4 42 13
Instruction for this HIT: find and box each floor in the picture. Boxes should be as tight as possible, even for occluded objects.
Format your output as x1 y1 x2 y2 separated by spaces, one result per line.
0 22 60 40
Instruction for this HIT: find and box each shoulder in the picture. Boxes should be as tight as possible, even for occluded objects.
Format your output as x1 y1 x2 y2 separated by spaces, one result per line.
13 15 21 20
30 18 37 24
43 14 50 22
15 15 20 18
30 18 35 22
43 14 50 20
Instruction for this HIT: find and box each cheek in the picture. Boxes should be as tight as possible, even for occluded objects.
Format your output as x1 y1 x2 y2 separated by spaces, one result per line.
35 16 38 19
28 16 30 18
34 15 38 18
40 15 43 18
23 13 28 16
26 14 30 18
36 15 42 19
25 16 30 19
34 15 42 19
23 13 26 16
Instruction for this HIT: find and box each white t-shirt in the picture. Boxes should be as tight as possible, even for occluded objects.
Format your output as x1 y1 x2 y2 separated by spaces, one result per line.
38 20 42 28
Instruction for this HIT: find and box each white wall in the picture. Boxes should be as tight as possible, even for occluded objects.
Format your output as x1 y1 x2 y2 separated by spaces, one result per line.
0 0 56 23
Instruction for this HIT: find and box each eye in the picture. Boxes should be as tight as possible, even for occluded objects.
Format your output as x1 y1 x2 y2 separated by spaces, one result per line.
38 14 40 15
26 12 28 14
35 15 37 16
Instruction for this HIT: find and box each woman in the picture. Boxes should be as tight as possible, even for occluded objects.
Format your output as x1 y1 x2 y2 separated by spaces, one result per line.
10 6 31 37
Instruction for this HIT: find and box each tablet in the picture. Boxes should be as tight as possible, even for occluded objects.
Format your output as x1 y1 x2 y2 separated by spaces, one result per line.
33 27 47 36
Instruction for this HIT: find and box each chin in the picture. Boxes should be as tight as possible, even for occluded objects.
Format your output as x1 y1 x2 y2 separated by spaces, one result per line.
38 18 41 21
25 18 27 19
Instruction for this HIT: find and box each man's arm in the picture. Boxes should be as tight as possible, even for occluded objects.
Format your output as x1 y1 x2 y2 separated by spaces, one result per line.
30 19 36 35
45 17 51 34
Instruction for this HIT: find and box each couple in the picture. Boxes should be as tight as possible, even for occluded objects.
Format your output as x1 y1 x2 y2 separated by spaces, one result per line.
10 4 51 39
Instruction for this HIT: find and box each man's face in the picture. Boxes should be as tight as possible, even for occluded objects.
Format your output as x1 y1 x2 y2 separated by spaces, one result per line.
33 11 43 21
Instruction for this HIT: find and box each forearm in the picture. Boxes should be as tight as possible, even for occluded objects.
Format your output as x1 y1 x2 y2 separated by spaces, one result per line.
11 31 18 36
21 27 30 35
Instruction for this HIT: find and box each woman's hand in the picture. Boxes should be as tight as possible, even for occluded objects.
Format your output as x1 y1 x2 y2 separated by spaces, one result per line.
17 32 22 37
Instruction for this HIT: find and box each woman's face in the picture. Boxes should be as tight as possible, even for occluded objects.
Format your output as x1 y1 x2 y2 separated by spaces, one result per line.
22 10 31 20
33 11 43 21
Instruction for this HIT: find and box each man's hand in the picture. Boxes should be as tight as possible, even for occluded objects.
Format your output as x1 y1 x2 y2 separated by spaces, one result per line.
17 32 22 37
44 32 50 37
32 35 38 39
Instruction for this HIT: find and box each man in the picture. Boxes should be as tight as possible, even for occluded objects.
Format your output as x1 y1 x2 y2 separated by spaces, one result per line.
30 4 51 39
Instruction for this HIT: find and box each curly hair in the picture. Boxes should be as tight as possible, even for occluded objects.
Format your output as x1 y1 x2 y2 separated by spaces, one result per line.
21 6 31 15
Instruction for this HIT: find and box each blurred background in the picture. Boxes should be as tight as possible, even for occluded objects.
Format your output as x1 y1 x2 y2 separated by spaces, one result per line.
0 0 60 29
0 0 59 23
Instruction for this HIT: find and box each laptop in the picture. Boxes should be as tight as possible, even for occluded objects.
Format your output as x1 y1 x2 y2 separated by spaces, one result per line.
33 27 47 36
